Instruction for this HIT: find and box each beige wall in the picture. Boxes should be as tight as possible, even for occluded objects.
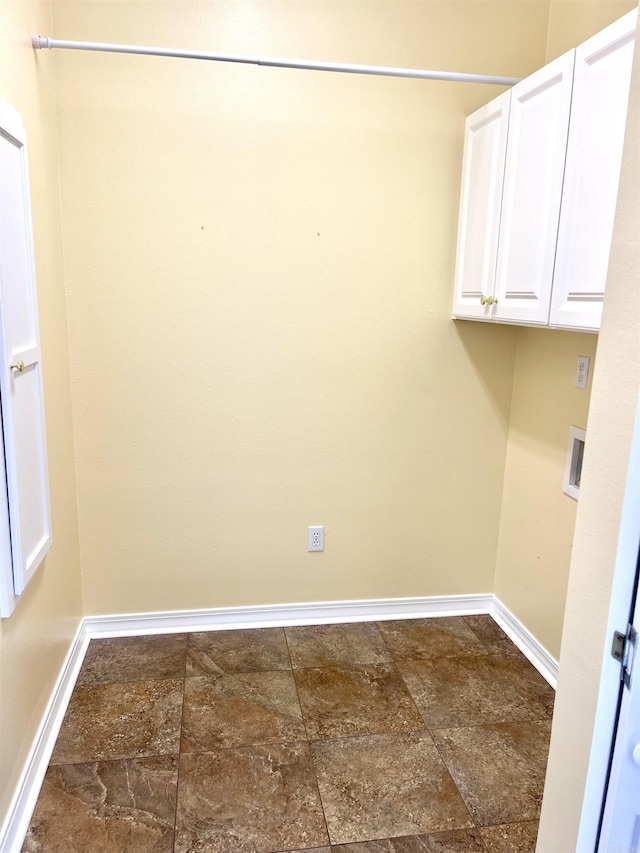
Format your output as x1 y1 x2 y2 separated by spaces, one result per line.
0 0 83 832
494 329 597 657
493 0 636 660
537 10 640 848
545 0 638 61
53 1 549 616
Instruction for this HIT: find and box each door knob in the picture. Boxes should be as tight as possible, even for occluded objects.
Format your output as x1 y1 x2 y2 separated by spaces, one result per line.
633 742 640 767
10 360 25 373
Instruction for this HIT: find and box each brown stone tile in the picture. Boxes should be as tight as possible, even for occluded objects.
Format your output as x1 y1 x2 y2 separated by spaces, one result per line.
376 618 486 661
463 616 520 655
397 655 541 728
22 756 178 853
180 671 305 751
175 742 329 853
285 622 392 668
294 664 424 739
76 634 188 686
330 828 486 851
500 655 555 719
432 721 551 826
186 627 290 676
50 680 183 764
480 821 539 853
311 733 473 845
273 850 330 853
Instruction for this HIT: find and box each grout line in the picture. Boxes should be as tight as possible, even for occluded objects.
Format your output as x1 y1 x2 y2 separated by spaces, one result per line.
387 658 430 735
282 628 311 744
282 626 332 849
40 752 181 769
171 638 188 853
172 678 186 853
428 730 478 833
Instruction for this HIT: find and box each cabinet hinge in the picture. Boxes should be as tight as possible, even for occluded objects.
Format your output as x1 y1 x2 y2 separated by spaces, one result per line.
611 624 637 689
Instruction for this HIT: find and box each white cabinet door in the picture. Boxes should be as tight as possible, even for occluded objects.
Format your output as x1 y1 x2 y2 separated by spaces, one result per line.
452 91 510 320
0 100 51 601
493 51 574 325
550 9 637 332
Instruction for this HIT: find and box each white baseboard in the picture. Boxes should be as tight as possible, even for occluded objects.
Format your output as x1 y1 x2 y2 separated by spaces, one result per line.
0 621 90 853
0 592 556 853
491 597 559 688
83 593 495 637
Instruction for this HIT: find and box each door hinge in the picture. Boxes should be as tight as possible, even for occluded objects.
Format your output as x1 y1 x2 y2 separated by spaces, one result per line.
611 624 637 689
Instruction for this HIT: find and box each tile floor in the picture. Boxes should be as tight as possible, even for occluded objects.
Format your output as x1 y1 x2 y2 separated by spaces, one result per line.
22 615 555 853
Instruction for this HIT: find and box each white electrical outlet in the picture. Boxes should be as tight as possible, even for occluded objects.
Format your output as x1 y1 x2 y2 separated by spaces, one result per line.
575 356 591 389
308 526 324 552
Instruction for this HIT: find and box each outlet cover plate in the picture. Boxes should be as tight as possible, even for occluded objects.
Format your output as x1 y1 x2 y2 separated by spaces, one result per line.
575 356 591 389
308 526 324 552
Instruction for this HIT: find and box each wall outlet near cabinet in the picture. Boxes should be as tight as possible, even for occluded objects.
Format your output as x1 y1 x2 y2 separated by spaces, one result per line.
575 356 590 389
308 526 324 552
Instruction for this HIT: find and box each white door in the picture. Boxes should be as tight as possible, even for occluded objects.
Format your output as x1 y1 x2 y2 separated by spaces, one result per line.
0 100 51 605
598 575 640 849
493 51 574 325
550 9 637 332
452 91 510 321
572 394 640 851
0 410 14 617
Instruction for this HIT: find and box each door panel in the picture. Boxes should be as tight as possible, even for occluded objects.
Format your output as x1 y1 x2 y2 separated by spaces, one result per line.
550 9 637 331
0 101 51 599
452 91 510 320
493 51 574 324
598 575 640 849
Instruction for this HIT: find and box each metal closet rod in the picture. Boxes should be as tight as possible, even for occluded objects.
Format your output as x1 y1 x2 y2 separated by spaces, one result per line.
31 36 521 86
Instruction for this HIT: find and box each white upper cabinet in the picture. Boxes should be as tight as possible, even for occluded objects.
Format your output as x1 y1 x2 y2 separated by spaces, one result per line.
452 92 510 320
452 9 636 332
550 9 637 331
493 52 574 325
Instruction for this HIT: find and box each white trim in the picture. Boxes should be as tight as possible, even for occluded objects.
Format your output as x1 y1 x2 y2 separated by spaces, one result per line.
0 592 556 853
580 394 640 851
0 621 89 853
83 593 495 638
491 597 559 687
83 593 557 685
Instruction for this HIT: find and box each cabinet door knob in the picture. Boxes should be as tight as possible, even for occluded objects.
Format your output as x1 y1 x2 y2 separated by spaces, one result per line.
10 360 25 373
481 295 498 306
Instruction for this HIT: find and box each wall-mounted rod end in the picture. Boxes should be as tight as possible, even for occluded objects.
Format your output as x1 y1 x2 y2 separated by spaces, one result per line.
31 35 48 50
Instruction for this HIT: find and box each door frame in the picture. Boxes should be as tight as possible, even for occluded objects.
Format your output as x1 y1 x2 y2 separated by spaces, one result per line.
575 394 640 849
